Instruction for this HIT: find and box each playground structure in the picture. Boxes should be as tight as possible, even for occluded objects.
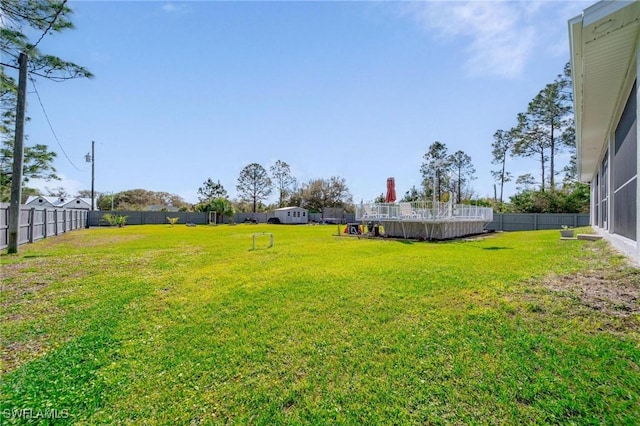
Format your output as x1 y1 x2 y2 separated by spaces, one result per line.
355 201 493 240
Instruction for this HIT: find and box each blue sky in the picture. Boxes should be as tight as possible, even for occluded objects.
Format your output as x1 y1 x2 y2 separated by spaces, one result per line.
21 0 592 205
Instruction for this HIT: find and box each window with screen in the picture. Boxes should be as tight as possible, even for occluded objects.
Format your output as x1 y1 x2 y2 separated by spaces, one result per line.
613 82 637 241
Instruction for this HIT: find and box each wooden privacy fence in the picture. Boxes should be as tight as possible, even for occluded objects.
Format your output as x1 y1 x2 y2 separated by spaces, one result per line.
485 213 590 232
87 211 209 226
234 212 356 224
0 204 88 250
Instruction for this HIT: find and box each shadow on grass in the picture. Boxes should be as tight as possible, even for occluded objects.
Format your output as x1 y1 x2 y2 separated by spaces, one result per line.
482 246 513 251
0 253 52 258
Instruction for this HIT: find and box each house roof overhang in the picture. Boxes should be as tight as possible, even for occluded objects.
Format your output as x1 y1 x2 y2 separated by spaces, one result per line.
569 0 640 182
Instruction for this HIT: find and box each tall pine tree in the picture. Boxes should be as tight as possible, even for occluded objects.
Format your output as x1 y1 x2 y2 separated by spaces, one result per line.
512 64 573 191
236 163 273 213
1 0 93 200
490 129 514 207
448 150 475 204
420 141 450 202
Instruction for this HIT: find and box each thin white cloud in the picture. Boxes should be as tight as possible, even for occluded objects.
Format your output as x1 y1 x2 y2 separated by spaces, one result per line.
161 2 190 15
162 3 176 13
399 0 586 79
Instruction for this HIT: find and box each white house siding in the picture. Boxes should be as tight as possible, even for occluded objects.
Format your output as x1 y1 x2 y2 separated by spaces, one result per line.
591 81 639 263
590 86 638 238
570 1 640 264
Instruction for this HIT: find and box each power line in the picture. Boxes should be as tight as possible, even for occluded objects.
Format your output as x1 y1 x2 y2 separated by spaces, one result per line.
31 0 68 50
29 76 83 171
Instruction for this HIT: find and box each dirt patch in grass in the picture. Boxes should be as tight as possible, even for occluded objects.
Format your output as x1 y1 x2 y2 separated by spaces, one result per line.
1 337 52 374
41 231 145 249
543 267 639 317
1 256 92 308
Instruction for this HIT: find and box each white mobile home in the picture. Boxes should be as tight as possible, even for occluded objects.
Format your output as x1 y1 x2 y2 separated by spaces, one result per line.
275 207 308 224
569 0 640 263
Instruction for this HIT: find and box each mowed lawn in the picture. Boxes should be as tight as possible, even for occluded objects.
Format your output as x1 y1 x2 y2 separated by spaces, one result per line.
1 224 639 424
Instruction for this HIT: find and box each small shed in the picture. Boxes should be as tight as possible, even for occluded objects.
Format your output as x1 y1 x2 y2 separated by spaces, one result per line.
25 196 56 208
25 196 94 210
274 206 308 224
60 198 93 210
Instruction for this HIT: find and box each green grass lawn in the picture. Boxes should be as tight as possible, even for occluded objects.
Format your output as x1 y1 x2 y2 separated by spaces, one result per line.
1 224 639 424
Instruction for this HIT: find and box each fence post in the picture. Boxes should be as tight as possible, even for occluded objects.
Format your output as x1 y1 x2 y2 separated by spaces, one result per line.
573 214 577 228
499 213 504 231
28 208 35 243
534 214 538 231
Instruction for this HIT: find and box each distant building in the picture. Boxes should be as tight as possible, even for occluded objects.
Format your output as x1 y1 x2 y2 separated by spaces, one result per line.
25 196 94 210
146 205 180 212
569 0 640 263
274 206 308 224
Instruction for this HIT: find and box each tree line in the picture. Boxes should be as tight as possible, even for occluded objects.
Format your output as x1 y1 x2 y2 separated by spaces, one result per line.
391 141 477 205
394 63 587 214
489 63 588 213
79 160 353 219
194 161 353 221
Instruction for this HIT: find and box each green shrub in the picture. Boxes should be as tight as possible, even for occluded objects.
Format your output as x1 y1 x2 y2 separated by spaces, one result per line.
101 213 128 227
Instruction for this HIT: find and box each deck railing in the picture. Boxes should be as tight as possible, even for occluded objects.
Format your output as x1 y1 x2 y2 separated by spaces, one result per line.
356 202 493 223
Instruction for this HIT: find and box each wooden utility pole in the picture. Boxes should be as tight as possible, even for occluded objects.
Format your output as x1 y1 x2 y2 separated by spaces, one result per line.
7 52 28 254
